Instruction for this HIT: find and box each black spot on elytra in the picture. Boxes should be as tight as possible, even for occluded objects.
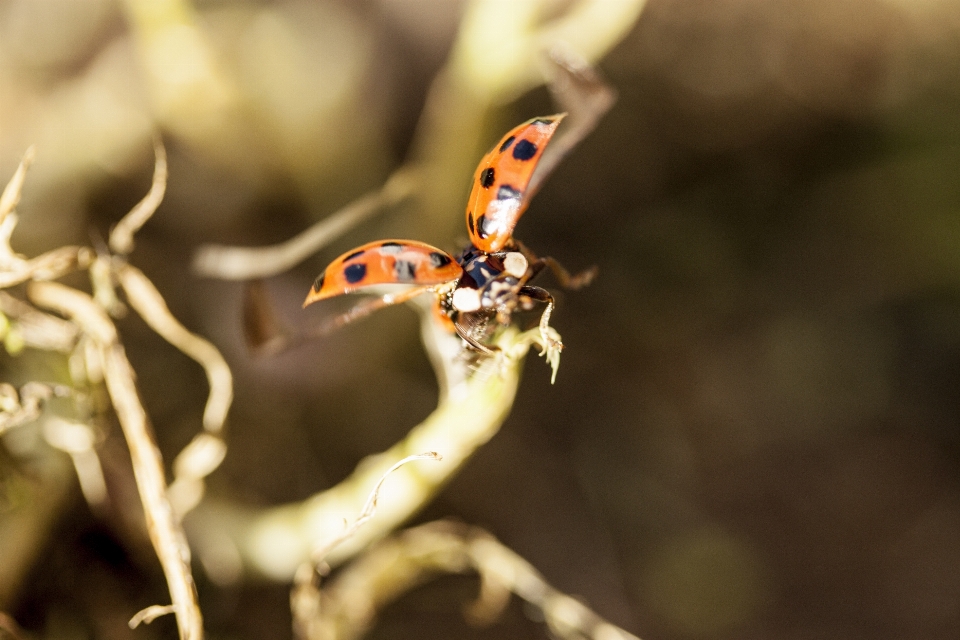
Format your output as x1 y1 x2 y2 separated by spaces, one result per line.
497 185 521 201
512 139 537 161
344 249 365 261
476 214 489 238
344 263 367 284
480 167 495 188
499 135 516 153
430 252 452 268
394 260 416 282
531 118 554 125
379 242 403 254
312 272 325 292
467 212 475 234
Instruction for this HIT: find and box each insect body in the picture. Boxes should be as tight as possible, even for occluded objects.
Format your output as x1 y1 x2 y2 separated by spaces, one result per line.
304 114 593 356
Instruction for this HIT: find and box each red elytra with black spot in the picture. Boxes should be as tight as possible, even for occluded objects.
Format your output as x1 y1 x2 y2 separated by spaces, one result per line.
465 116 563 253
305 240 463 301
304 114 583 353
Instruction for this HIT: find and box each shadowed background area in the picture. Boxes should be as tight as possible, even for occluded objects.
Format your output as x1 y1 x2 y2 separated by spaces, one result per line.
2 0 960 638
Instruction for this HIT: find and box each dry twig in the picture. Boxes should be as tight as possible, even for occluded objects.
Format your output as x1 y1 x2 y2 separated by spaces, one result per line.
0 291 79 352
0 147 33 226
0 382 56 435
27 281 204 640
291 452 443 640
305 520 642 640
117 261 233 516
186 340 522 582
0 139 234 638
109 138 168 255
193 167 420 280
117 264 232 435
0 147 93 288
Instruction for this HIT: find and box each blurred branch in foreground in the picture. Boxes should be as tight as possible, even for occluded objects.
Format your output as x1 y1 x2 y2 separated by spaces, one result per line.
185 317 526 583
298 519 642 640
0 144 235 640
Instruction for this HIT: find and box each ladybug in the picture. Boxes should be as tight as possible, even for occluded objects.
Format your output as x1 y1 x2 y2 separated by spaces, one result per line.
303 114 595 356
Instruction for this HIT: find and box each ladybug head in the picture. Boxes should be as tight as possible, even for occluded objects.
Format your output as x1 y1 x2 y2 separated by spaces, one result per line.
452 250 529 314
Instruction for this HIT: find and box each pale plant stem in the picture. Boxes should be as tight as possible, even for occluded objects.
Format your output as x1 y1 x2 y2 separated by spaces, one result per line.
306 520 642 640
27 281 204 640
186 352 521 583
192 167 420 280
290 452 443 640
117 263 232 435
109 138 168 255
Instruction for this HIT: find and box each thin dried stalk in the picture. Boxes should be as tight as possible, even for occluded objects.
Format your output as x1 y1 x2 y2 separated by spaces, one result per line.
42 417 109 509
109 138 168 255
308 520 642 640
291 452 442 640
192 167 420 281
117 263 232 435
167 432 228 517
129 604 178 629
27 281 204 640
0 147 34 228
0 147 94 287
313 452 442 565
0 382 58 435
0 148 93 288
0 245 94 289
0 291 79 352
1 135 214 637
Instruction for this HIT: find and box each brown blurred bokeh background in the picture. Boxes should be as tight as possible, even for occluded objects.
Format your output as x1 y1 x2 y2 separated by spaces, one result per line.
2 0 960 638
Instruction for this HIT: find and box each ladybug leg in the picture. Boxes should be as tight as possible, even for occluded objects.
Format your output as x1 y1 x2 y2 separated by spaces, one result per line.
513 239 596 290
532 257 597 290
518 285 562 352
306 285 434 339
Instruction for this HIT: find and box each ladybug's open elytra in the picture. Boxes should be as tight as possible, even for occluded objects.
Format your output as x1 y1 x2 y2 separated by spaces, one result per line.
303 114 595 356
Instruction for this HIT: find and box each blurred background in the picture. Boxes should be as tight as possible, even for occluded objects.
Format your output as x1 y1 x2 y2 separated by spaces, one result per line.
2 0 960 638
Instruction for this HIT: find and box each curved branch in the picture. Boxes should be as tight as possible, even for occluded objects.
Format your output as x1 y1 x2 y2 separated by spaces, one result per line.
109 138 168 255
185 333 523 583
117 263 232 435
27 281 204 640
192 167 420 281
305 520 643 640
